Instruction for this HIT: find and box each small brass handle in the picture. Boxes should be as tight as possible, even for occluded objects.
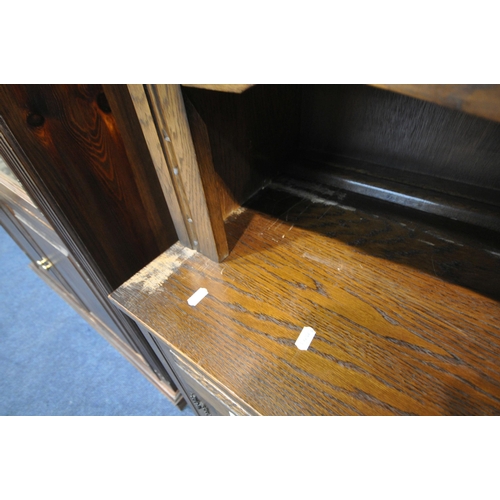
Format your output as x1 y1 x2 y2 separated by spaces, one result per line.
36 257 53 270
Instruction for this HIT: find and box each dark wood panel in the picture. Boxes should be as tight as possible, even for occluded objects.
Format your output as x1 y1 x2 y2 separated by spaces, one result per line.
287 157 500 232
111 183 500 415
0 88 179 387
183 96 230 258
106 84 191 250
102 85 177 252
371 84 500 123
299 84 500 193
0 84 175 289
183 84 302 219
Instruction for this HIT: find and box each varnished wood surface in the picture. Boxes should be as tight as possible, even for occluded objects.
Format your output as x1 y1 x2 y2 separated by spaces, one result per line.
287 156 500 232
182 84 254 93
183 85 302 219
122 84 191 249
111 182 500 415
146 84 228 262
300 85 500 193
102 85 177 252
371 84 500 123
0 84 174 290
0 87 180 385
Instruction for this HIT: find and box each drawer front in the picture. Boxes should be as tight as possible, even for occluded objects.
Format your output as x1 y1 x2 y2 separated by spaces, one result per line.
172 352 246 416
153 335 252 416
181 372 229 417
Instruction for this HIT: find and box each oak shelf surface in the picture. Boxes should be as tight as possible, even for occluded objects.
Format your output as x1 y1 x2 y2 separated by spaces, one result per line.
111 179 500 415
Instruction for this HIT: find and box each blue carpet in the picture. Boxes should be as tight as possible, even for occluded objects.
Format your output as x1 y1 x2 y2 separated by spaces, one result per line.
0 225 193 416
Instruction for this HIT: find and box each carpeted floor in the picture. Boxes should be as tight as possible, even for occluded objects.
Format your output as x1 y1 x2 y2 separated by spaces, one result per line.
0 225 194 416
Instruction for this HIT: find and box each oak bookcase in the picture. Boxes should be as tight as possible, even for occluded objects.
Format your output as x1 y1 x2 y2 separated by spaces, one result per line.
110 84 500 415
2 84 500 415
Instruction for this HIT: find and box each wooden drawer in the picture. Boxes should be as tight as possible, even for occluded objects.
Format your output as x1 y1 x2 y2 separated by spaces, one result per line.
152 335 252 416
181 367 231 417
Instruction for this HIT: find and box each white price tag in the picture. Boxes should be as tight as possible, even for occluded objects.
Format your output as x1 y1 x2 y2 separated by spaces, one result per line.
295 326 316 351
187 288 208 306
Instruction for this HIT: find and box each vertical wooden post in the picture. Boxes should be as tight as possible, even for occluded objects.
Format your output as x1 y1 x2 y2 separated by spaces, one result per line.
119 84 191 250
105 84 229 262
144 84 228 262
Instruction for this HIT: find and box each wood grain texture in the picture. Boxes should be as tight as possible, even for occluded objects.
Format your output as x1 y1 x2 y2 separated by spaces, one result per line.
296 151 500 209
287 157 500 232
0 85 170 289
300 85 500 193
371 84 500 123
182 84 254 93
111 182 500 415
0 89 179 384
146 84 228 262
0 159 164 350
123 84 191 248
168 348 252 415
102 85 178 251
183 84 302 218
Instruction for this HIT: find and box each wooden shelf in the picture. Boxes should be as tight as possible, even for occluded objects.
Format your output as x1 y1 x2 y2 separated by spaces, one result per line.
111 179 500 415
183 84 500 122
371 84 500 123
181 84 253 93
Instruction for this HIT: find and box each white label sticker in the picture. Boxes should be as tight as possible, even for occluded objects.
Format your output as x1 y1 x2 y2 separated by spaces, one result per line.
187 287 208 306
295 327 316 350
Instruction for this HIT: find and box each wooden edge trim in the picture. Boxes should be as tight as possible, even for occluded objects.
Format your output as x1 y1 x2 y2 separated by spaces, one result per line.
181 84 254 94
125 84 191 248
370 84 500 123
145 84 228 262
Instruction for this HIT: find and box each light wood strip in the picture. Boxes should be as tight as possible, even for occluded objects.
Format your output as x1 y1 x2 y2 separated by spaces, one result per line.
371 84 500 123
182 84 253 93
145 84 228 262
125 84 191 248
